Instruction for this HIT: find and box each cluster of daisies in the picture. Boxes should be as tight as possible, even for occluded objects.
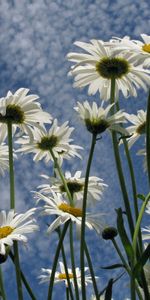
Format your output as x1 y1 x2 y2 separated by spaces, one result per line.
0 33 150 296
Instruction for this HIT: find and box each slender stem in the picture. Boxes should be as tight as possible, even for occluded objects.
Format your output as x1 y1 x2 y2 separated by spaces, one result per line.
47 221 70 300
7 122 15 209
66 287 69 300
49 149 73 205
84 241 99 300
110 78 134 237
146 90 150 186
69 223 79 300
13 242 23 300
80 133 97 300
133 193 150 254
7 122 24 299
56 229 74 300
9 251 37 300
112 239 143 300
0 267 6 300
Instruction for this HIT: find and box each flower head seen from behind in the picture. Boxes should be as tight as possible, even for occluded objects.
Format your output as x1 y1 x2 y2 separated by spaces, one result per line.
124 110 146 148
0 208 39 254
67 39 150 100
74 101 127 136
39 261 94 289
16 119 82 165
0 88 52 140
38 170 107 206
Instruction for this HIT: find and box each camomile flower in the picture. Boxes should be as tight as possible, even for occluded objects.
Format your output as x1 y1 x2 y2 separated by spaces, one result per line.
0 208 38 254
74 101 127 135
39 261 94 288
0 88 52 140
16 119 82 165
38 170 107 206
124 110 146 148
108 34 150 66
67 40 150 100
34 191 104 235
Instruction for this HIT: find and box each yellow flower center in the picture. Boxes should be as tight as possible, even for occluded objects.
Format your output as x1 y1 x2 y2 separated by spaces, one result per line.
0 226 14 239
58 273 74 280
142 44 150 53
58 203 82 217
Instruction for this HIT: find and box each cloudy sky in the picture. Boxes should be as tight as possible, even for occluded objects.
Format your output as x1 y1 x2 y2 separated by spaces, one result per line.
0 0 149 299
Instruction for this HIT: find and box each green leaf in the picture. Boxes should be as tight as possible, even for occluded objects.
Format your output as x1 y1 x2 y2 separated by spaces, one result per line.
104 279 113 300
116 208 134 263
100 263 125 270
133 244 150 276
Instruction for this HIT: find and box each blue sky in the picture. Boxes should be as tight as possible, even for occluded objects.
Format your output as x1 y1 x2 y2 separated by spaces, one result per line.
0 0 150 299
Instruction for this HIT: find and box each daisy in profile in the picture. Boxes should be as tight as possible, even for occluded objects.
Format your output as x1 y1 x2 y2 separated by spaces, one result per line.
0 132 10 176
39 261 94 288
124 110 146 148
137 146 147 172
34 190 104 235
0 88 52 139
108 34 150 66
67 40 150 100
16 119 82 165
0 208 38 254
38 170 107 206
74 101 127 136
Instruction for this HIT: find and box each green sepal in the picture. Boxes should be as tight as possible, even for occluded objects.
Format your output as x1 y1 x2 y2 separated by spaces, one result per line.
137 194 146 201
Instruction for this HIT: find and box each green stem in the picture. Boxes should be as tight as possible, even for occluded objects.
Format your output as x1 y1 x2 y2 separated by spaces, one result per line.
0 267 6 300
47 221 70 300
56 229 74 300
49 149 73 205
69 223 79 300
112 239 143 300
7 122 15 209
7 122 24 299
80 133 97 300
110 78 134 237
84 241 99 300
9 251 37 300
66 287 69 300
146 90 150 186
133 193 150 254
13 242 23 300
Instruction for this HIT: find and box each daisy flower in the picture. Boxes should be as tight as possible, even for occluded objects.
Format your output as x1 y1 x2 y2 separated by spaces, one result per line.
34 191 104 235
16 119 82 165
38 170 107 206
0 88 52 139
74 101 127 135
142 226 150 241
39 261 94 288
67 39 150 100
124 110 146 148
108 34 150 66
0 208 39 254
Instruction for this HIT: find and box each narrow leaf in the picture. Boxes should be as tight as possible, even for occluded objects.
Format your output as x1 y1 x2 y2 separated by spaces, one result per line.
133 244 150 276
116 208 134 263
